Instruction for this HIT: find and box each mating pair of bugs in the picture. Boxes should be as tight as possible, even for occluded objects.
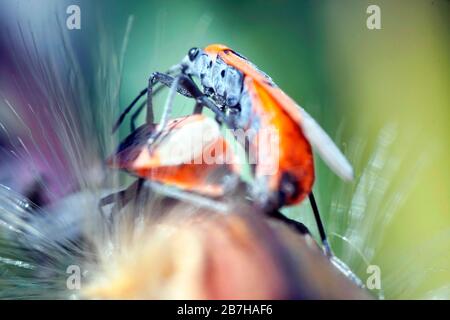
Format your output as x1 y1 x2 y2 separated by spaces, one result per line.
101 44 354 257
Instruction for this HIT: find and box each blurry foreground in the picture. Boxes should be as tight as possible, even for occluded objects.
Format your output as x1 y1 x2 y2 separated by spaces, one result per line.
0 185 370 299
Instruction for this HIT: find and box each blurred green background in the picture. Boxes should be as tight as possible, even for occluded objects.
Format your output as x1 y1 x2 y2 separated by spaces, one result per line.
0 0 448 299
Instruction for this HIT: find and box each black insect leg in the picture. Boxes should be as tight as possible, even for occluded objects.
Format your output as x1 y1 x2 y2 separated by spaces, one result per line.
145 72 190 125
193 101 203 114
176 75 235 128
147 73 234 131
112 88 147 133
149 72 194 99
151 72 232 126
98 179 143 225
266 210 310 235
112 70 184 133
309 192 333 257
145 76 183 145
129 84 167 131
130 101 146 132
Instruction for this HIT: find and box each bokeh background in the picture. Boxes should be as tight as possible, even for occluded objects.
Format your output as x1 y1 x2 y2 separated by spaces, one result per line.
0 0 448 299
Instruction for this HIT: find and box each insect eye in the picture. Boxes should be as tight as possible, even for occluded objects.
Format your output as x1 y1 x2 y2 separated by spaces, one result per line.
188 47 200 61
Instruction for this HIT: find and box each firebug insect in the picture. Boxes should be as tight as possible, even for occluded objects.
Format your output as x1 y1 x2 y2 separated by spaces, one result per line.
110 44 354 256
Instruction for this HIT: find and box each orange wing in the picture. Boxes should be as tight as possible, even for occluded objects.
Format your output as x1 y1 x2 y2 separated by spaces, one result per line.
244 77 315 205
205 44 354 182
107 115 240 198
205 44 305 125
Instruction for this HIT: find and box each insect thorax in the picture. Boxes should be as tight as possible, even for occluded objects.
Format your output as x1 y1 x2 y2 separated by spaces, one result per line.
187 53 253 129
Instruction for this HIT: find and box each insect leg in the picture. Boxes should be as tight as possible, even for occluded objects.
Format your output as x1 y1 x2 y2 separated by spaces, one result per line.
146 73 234 130
112 88 147 133
266 210 310 235
112 70 182 133
146 71 193 128
148 73 233 132
147 76 181 144
148 72 232 126
132 71 191 131
271 206 364 287
309 192 333 257
149 72 194 98
130 101 146 132
193 102 203 114
144 72 197 140
129 84 166 131
158 76 180 132
126 80 169 131
98 179 142 223
176 75 235 128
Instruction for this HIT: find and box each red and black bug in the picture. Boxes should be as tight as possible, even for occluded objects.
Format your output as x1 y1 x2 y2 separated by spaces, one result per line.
109 44 354 256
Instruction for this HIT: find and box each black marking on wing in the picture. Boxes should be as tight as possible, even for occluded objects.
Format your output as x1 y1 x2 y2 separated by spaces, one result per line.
225 48 248 61
224 49 276 88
